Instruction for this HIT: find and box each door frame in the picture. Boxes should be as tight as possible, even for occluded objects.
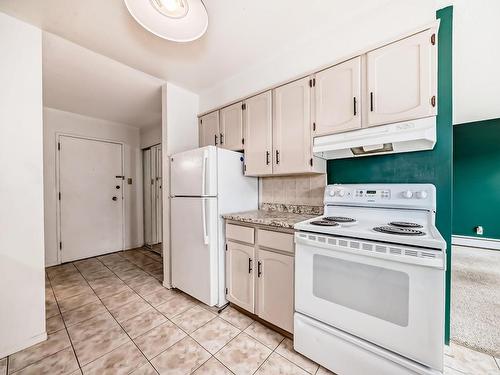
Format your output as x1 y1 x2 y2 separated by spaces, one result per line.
55 133 126 264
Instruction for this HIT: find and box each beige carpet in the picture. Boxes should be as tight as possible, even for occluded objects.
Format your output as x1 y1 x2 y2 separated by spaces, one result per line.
451 245 500 357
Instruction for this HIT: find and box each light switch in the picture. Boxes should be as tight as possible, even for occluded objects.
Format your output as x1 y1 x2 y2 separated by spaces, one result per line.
127 178 133 185
475 226 483 235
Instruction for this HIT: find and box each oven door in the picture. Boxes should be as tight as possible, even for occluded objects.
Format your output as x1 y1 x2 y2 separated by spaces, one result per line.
295 232 445 370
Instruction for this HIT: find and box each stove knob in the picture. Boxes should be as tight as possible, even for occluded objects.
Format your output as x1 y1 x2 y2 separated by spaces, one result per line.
328 190 335 197
337 190 346 197
416 190 428 199
402 190 413 199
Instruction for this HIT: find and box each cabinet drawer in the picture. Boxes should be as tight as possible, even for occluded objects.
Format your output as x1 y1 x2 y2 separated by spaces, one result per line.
258 229 294 254
226 224 255 244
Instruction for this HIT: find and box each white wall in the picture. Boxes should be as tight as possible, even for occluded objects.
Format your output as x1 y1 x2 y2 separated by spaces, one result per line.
437 0 500 124
161 82 199 287
43 107 144 266
165 82 199 155
199 1 436 112
0 12 46 357
140 125 162 149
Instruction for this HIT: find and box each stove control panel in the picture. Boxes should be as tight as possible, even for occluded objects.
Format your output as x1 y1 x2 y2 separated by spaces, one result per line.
324 184 436 210
355 189 391 199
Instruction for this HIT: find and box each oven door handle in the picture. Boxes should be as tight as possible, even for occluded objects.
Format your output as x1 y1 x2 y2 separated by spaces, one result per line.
294 233 445 269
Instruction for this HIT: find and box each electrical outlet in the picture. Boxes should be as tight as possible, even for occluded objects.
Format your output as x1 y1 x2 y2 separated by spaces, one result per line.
475 226 484 235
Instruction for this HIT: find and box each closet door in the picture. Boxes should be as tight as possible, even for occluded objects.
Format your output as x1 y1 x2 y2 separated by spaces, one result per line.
314 57 362 136
366 29 437 127
243 91 273 176
153 145 162 244
143 149 153 245
220 102 244 151
273 77 312 174
199 111 220 147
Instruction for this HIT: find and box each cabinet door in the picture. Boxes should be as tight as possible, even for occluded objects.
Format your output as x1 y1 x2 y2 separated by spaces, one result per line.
226 241 255 313
199 111 220 147
256 249 294 333
314 57 362 136
273 77 312 174
366 29 437 127
220 102 244 151
243 91 273 176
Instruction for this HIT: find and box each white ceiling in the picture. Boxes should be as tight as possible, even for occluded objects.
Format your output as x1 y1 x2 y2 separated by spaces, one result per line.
0 0 401 93
43 32 163 128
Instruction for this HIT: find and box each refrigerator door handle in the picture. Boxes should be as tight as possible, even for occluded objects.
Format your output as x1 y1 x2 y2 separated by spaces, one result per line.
201 150 208 196
201 198 209 245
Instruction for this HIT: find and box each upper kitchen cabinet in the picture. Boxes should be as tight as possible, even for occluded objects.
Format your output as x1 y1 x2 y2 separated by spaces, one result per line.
199 111 220 147
366 28 437 127
243 91 273 176
273 77 324 175
313 57 362 136
220 102 244 151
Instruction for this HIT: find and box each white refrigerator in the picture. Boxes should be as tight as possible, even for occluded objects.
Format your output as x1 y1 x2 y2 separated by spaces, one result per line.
170 146 258 307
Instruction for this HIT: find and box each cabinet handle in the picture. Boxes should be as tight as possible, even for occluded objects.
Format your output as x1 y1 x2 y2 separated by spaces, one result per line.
275 150 280 165
214 134 218 145
266 151 270 165
370 92 374 112
257 261 262 277
353 97 357 116
248 258 252 273
220 133 224 145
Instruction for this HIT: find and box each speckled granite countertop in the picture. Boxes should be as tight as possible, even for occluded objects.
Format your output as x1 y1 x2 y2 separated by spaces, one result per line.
222 204 322 229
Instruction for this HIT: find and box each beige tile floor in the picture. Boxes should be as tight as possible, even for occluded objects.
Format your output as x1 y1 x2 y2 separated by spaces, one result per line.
1 247 498 375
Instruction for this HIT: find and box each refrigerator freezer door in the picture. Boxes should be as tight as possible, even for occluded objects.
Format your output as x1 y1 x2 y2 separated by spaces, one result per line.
170 146 217 197
171 197 218 306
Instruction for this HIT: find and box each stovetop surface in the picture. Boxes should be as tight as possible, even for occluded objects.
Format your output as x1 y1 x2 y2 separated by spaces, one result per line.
294 205 446 250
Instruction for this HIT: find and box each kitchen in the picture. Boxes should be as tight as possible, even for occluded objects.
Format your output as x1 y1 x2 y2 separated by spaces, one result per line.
0 1 499 375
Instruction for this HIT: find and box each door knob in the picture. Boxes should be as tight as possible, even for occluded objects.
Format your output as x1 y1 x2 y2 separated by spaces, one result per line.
112 196 118 201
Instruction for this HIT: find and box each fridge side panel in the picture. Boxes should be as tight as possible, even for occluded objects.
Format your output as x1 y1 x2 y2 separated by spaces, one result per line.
216 148 259 306
171 197 218 306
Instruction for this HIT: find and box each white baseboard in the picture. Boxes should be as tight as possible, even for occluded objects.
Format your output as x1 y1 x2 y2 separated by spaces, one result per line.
162 281 172 289
124 243 144 251
452 235 500 251
0 331 47 359
45 260 59 268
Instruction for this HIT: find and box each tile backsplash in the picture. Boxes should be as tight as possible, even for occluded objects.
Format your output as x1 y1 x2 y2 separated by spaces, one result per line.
260 174 327 207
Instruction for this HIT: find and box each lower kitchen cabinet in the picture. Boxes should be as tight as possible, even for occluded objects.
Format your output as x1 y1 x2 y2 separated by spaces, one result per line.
225 223 295 333
256 249 294 333
226 241 255 313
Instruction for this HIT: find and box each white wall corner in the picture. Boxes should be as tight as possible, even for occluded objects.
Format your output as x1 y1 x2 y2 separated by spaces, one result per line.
0 12 46 357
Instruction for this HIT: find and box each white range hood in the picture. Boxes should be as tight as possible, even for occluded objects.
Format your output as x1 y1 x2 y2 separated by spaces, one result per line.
313 117 436 160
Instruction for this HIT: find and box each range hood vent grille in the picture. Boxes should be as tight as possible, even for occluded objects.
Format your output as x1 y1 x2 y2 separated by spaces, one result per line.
351 143 394 156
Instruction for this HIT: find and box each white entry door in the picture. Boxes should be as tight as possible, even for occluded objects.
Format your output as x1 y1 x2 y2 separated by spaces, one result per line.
59 136 124 262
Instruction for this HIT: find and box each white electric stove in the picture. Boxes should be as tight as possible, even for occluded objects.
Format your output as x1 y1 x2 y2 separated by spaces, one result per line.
293 184 446 375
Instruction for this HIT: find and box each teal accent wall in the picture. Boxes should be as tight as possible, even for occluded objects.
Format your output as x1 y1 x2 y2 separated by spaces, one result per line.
454 118 500 239
326 7 453 343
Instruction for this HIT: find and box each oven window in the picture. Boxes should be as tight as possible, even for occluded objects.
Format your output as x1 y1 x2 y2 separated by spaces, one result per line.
313 255 409 327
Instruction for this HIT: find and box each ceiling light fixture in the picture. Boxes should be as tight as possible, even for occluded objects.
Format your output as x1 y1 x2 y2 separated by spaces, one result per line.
124 0 208 42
